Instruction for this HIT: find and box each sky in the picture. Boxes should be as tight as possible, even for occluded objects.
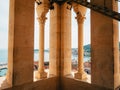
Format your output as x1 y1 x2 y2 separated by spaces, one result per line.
0 0 9 49
0 0 119 49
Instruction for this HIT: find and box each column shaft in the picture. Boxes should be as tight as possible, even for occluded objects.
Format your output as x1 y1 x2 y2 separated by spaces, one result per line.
72 4 87 80
38 23 45 72
35 18 47 79
74 16 87 80
61 3 72 76
49 3 61 77
49 2 72 77
78 23 84 73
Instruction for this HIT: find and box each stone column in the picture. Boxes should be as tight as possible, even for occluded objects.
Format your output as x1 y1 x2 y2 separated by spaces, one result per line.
49 2 72 77
35 3 49 79
5 0 34 87
74 15 87 80
73 3 87 80
49 3 61 77
35 16 47 79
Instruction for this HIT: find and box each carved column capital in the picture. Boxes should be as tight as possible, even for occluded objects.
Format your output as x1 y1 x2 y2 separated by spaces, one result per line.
36 3 49 24
72 3 79 14
75 15 86 24
72 3 87 24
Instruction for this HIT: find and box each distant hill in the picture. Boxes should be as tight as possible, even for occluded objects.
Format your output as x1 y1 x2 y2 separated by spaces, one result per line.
34 44 91 53
119 42 120 51
34 49 49 52
84 44 90 52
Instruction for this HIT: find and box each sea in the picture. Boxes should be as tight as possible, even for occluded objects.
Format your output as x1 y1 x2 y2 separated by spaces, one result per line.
0 49 90 64
0 49 90 76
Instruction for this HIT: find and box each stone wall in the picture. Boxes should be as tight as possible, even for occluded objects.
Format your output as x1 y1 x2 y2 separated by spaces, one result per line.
2 77 115 90
62 77 113 90
3 77 58 90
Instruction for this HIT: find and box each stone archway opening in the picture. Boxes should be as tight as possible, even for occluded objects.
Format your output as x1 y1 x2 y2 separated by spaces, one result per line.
34 2 50 81
0 0 9 87
71 8 78 73
71 5 91 83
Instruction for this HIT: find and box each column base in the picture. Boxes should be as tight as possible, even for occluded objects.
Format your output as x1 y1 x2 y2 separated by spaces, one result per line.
74 72 87 81
35 71 47 79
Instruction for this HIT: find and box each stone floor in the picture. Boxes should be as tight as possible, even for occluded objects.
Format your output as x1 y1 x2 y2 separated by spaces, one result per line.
0 76 6 87
0 69 91 89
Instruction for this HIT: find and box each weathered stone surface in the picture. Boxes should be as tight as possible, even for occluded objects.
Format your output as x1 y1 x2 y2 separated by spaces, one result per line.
49 2 72 77
91 0 120 89
3 77 58 90
0 0 119 90
62 77 113 90
6 0 34 87
60 3 72 76
49 3 61 77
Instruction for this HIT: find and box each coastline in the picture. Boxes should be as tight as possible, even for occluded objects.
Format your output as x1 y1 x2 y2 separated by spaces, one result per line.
0 60 91 77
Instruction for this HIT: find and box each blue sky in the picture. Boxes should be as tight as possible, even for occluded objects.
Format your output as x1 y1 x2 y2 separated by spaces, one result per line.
0 0 119 49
